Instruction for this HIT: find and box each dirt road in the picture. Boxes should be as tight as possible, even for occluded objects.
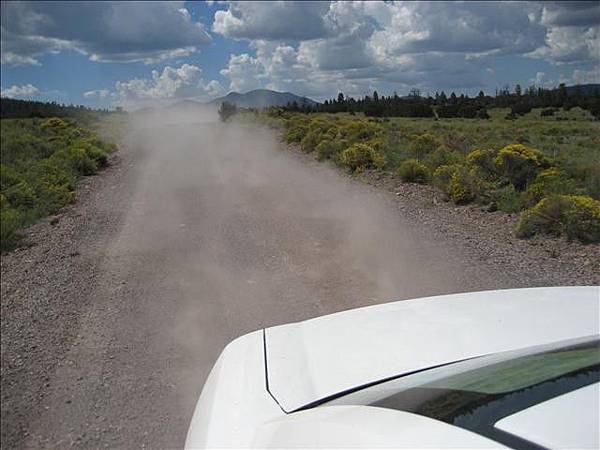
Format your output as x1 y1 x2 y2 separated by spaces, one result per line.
1 114 544 448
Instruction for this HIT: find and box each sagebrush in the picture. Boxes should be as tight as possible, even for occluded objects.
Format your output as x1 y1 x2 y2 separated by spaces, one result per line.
1 117 118 250
237 107 600 243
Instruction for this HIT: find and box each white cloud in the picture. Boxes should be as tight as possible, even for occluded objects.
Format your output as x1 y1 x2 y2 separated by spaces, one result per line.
214 1 599 97
213 1 330 40
540 1 600 28
0 28 73 66
216 1 573 96
527 2 600 65
83 89 110 99
114 64 224 108
296 1 379 72
560 65 600 85
0 52 41 66
368 2 546 58
531 71 552 87
219 40 383 99
220 53 266 92
205 80 224 97
1 84 40 98
1 1 211 65
214 1 549 59
530 25 599 64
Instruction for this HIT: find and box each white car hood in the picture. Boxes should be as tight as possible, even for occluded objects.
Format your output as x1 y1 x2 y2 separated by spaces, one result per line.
264 286 600 412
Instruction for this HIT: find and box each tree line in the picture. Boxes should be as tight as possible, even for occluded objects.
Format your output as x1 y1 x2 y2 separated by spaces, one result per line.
284 83 600 119
0 98 123 119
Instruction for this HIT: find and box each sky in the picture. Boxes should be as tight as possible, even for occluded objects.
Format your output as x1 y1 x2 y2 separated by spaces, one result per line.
1 1 599 109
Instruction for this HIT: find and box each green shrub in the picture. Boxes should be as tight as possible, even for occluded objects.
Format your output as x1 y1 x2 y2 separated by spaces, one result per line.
285 126 306 143
340 121 382 141
494 143 549 190
339 143 386 171
2 164 37 210
50 147 98 176
3 180 36 210
424 145 461 170
492 184 522 213
323 126 340 140
448 170 476 204
30 160 76 214
308 118 334 135
82 135 116 154
397 159 429 183
103 141 118 153
522 167 576 208
466 148 497 173
365 138 387 153
516 195 600 243
40 117 70 131
315 139 346 161
557 148 600 200
432 164 463 192
1 164 24 191
1 118 118 251
85 145 109 167
583 165 600 200
433 163 478 204
0 208 23 251
38 183 76 214
297 118 337 153
564 196 600 243
409 133 439 160
284 117 311 144
31 160 76 191
300 130 320 153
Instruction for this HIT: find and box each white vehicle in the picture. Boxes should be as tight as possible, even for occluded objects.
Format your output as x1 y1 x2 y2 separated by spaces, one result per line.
186 286 600 449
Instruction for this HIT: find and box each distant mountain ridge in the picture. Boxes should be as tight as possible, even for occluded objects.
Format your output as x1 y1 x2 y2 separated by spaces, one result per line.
564 84 600 95
209 89 318 108
120 83 600 114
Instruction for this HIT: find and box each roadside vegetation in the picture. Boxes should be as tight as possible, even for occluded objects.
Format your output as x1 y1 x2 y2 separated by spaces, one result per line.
237 105 600 244
1 99 125 251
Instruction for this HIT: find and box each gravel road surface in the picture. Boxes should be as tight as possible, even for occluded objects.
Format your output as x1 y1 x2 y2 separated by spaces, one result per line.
2 115 597 449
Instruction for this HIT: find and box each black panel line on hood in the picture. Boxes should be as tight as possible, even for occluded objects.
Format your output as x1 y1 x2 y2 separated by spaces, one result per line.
291 356 483 413
262 329 289 414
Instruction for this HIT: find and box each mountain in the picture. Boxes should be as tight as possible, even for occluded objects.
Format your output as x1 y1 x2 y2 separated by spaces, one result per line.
210 89 318 108
564 84 600 96
164 99 214 112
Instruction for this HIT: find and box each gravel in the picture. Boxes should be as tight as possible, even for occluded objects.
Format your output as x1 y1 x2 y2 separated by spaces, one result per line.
363 170 599 286
1 152 132 449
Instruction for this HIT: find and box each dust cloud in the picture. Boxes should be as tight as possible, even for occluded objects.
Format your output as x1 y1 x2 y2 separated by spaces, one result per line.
104 105 493 437
125 105 470 313
118 103 487 340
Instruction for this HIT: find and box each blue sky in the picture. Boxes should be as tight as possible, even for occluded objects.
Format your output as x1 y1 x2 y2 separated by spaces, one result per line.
1 1 598 109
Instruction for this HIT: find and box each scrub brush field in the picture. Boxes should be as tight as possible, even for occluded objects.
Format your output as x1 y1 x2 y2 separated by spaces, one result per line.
239 107 600 244
0 117 119 250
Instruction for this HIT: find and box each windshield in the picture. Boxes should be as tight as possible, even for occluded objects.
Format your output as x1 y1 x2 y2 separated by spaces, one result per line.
326 338 600 449
416 340 599 394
